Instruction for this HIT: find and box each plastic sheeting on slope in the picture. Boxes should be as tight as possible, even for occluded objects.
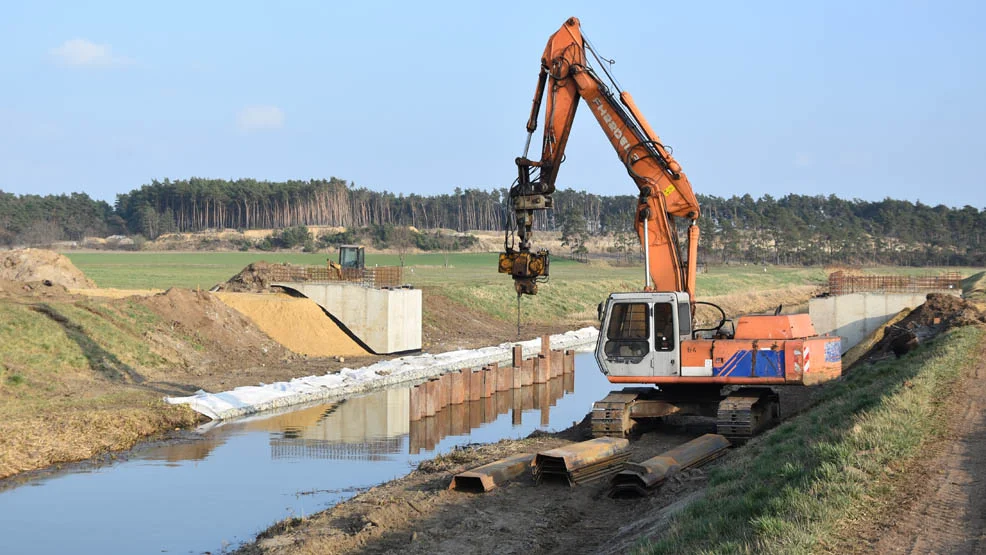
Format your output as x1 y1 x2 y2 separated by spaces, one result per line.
166 327 599 421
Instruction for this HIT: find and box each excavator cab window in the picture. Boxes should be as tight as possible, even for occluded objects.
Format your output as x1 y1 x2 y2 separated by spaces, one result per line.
678 302 692 338
654 302 676 352
604 302 649 361
339 245 364 269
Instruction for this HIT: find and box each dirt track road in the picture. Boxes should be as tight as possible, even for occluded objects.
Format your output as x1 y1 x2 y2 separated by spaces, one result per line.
874 346 986 554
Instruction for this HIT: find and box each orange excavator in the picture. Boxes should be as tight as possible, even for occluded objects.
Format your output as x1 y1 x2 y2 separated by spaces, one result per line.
499 17 842 441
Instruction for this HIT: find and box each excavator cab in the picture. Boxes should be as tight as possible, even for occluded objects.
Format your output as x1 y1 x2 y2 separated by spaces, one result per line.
595 292 692 379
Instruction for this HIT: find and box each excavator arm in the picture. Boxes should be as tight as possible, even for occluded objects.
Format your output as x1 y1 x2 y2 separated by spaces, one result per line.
500 17 701 300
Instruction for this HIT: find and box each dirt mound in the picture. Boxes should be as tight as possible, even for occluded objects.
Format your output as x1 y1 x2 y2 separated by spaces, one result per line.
130 288 292 371
212 261 296 293
907 293 986 329
214 292 368 357
856 293 986 366
0 248 95 289
0 278 72 299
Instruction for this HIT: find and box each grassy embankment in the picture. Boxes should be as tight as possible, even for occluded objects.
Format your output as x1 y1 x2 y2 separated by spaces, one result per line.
637 325 985 554
0 298 197 479
66 252 829 325
963 270 986 305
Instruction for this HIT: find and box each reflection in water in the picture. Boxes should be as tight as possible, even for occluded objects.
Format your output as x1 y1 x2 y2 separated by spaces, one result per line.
409 373 574 453
270 390 408 461
149 372 577 464
146 437 225 463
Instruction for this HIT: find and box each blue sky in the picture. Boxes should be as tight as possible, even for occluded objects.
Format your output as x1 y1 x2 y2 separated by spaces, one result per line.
1 0 983 208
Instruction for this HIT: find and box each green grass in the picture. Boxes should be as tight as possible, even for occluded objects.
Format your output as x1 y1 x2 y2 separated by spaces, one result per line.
0 299 170 396
66 252 828 290
51 301 169 370
962 270 986 302
0 303 91 379
65 252 339 290
65 251 833 324
640 325 984 554
694 266 826 296
65 251 518 289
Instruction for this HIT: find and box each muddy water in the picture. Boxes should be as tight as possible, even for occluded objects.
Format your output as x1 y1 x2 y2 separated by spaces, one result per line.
0 353 609 555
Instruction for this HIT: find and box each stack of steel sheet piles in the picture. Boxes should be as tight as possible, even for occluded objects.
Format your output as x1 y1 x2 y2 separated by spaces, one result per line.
533 437 630 486
609 434 730 498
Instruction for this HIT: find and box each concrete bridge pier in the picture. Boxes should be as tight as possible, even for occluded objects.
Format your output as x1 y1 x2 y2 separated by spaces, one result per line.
808 292 948 353
274 282 422 354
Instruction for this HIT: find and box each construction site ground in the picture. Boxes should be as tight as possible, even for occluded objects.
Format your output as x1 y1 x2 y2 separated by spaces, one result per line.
239 294 986 555
4 248 986 553
237 390 819 555
236 333 986 555
856 338 986 554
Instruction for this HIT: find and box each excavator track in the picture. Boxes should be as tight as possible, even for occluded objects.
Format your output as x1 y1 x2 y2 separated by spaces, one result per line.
591 387 717 438
716 388 780 444
592 387 780 442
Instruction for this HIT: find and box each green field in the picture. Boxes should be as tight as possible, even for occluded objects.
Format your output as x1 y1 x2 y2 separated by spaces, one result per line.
64 251 541 290
63 252 834 322
64 251 831 291
64 251 979 325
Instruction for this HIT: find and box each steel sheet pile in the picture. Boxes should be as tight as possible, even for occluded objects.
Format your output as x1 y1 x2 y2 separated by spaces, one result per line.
449 453 535 493
533 437 630 486
609 434 730 497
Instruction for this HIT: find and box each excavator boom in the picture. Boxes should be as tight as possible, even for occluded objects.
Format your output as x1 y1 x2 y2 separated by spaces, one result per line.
500 17 700 299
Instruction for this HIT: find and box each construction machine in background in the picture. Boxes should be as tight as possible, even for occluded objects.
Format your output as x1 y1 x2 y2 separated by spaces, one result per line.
499 17 842 442
328 244 365 279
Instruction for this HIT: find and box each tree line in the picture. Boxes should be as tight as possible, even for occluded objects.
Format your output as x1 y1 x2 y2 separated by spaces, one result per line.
0 191 117 246
1 178 983 266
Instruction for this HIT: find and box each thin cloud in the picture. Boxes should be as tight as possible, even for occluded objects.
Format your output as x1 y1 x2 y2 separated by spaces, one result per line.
236 105 285 132
793 152 814 168
50 39 133 68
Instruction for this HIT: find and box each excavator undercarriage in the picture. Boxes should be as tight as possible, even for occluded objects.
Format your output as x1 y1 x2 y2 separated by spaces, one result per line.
591 386 781 444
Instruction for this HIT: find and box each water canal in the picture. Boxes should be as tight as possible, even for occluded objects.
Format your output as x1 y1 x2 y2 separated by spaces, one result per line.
0 353 609 554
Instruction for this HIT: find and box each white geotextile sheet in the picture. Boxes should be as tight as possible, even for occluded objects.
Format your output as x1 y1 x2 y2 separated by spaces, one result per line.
166 327 599 420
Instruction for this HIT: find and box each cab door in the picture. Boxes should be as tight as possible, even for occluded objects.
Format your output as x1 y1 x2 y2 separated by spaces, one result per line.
650 299 680 377
596 295 680 378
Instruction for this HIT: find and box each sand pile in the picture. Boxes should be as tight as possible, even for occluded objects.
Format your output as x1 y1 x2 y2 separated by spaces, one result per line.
0 248 95 289
214 292 368 357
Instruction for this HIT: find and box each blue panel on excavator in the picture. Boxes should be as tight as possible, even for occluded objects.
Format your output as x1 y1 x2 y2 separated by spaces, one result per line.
714 350 785 378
